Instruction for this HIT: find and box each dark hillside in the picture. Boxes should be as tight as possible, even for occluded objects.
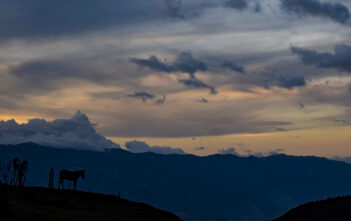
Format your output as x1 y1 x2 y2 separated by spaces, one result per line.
0 184 182 221
272 196 351 221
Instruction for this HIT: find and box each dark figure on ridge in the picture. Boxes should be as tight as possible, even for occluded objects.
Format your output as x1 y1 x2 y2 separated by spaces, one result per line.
12 158 28 186
48 168 54 189
58 169 85 190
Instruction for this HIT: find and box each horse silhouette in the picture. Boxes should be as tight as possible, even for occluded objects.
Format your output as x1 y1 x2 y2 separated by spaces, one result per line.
58 169 85 190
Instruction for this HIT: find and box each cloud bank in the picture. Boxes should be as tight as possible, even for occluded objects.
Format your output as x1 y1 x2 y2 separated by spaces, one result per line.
164 0 185 19
125 140 186 155
218 147 284 157
0 111 120 151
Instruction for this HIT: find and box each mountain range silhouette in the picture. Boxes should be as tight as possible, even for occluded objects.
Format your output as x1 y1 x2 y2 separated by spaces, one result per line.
1 143 351 221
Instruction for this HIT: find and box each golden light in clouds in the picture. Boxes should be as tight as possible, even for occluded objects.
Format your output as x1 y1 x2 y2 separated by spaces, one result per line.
111 126 351 158
0 114 42 124
2 76 351 158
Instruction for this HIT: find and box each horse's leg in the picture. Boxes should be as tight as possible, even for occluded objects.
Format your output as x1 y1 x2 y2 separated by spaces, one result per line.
74 180 77 190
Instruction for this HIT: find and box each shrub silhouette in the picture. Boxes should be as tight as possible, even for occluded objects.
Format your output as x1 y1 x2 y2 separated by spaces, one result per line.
0 161 11 184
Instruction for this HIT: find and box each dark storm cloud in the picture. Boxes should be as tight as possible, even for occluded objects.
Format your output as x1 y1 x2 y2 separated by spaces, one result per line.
223 0 261 12
173 52 208 77
0 0 163 40
0 0 269 42
254 72 307 89
254 1 262 12
130 52 208 77
129 56 175 73
164 0 185 19
280 0 350 24
130 52 216 94
128 92 155 102
276 74 306 89
179 77 217 94
222 60 246 74
0 111 120 151
224 0 248 10
125 140 186 154
291 44 351 73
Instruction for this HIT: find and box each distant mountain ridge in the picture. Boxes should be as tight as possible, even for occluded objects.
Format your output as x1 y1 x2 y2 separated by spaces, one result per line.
1 143 351 221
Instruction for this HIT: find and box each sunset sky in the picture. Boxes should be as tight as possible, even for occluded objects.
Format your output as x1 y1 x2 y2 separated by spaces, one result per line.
1 0 351 157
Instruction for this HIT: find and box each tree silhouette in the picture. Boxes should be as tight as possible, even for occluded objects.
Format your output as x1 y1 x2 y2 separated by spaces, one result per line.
12 158 20 186
1 161 12 184
8 158 29 186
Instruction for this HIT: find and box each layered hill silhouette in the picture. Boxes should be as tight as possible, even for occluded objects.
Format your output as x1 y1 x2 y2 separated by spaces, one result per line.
1 143 351 221
272 196 351 221
0 184 181 221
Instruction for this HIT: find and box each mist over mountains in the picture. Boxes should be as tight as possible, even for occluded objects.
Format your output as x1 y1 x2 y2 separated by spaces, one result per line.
2 143 351 221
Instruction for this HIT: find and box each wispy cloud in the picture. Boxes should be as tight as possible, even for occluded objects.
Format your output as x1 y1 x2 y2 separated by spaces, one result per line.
128 92 155 102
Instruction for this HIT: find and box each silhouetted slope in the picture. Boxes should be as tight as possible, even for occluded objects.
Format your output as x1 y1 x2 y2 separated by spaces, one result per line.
272 196 351 221
1 143 351 221
0 184 182 221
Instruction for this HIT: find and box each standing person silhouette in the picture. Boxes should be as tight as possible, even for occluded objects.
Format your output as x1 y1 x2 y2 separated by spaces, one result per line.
48 168 54 188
